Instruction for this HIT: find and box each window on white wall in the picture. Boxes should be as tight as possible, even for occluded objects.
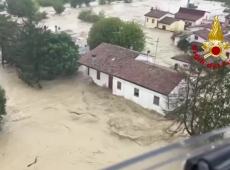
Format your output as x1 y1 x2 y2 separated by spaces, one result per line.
152 19 154 23
117 81 121 90
153 96 160 105
134 88 139 97
195 35 198 40
97 71 100 80
147 18 148 22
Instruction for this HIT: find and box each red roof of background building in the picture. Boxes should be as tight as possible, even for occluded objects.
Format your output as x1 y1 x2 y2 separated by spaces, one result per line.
175 7 206 21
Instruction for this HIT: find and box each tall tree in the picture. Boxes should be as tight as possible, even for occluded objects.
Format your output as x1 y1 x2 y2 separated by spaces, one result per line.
170 60 230 136
0 86 6 122
52 0 65 14
0 15 18 65
6 0 39 19
87 17 145 51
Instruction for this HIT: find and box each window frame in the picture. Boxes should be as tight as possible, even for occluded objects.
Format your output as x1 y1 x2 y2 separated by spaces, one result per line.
153 96 160 106
134 88 139 97
117 81 122 90
96 70 100 80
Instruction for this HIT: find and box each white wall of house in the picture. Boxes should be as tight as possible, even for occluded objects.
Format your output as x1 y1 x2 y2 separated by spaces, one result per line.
145 16 158 28
79 65 109 88
145 13 174 29
112 77 169 115
187 34 206 43
158 21 185 32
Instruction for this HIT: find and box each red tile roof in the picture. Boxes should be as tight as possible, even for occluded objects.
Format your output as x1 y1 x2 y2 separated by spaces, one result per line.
175 7 206 22
193 29 210 40
144 9 168 19
79 43 184 95
172 54 192 64
159 17 180 25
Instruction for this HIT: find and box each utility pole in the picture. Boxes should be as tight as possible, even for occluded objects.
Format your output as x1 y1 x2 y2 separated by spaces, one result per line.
154 38 159 63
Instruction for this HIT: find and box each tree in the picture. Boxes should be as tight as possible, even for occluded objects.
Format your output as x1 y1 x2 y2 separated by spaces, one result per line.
177 38 190 53
70 0 94 8
0 86 6 122
0 15 18 65
6 0 39 18
87 17 145 51
169 60 230 136
10 22 79 86
78 10 104 23
119 22 145 51
52 0 65 14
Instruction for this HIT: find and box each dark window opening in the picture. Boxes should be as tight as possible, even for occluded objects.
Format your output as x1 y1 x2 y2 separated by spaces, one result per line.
153 96 160 106
117 81 121 90
87 67 90 75
97 71 100 80
152 19 154 23
226 52 230 57
134 88 139 97
195 35 199 40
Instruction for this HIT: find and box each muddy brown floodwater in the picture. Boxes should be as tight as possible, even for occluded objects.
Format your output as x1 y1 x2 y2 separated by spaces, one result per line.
0 66 181 170
0 0 225 169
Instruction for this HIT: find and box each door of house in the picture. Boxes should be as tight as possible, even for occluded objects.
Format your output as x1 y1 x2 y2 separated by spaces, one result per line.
162 25 166 30
109 76 113 89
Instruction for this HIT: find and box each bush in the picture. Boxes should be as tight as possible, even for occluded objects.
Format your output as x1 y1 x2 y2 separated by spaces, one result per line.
78 10 104 23
34 11 47 22
52 0 65 14
36 0 54 7
0 86 6 121
99 0 106 5
0 4 5 11
124 0 132 3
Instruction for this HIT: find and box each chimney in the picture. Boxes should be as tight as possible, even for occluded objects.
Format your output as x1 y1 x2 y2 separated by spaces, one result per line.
92 54 96 66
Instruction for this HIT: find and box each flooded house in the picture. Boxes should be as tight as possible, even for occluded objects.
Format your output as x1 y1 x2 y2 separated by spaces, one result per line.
158 17 185 32
78 43 185 115
144 8 173 29
144 8 185 32
175 7 208 27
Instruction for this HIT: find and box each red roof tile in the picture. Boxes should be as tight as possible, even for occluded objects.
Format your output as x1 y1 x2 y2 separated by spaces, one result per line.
175 7 206 22
159 17 180 25
79 43 184 95
144 9 168 18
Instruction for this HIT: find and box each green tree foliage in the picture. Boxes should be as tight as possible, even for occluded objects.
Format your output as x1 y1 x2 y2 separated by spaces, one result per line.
177 38 190 52
70 0 94 8
3 20 79 86
170 61 230 136
78 10 104 23
36 0 54 6
6 0 39 18
0 15 18 64
52 0 65 14
0 86 6 121
119 21 145 51
87 17 145 51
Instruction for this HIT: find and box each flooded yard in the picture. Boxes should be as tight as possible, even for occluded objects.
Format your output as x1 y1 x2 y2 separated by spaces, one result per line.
0 66 179 170
40 0 225 66
0 0 226 169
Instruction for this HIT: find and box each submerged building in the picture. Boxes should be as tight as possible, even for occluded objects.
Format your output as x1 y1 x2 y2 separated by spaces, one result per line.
78 43 185 115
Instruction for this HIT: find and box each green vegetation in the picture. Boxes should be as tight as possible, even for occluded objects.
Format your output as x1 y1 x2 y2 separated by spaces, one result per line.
171 62 230 136
78 10 104 23
0 13 79 87
0 86 6 122
87 17 145 51
177 38 190 52
69 0 94 8
36 0 54 6
52 0 65 14
6 0 39 18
